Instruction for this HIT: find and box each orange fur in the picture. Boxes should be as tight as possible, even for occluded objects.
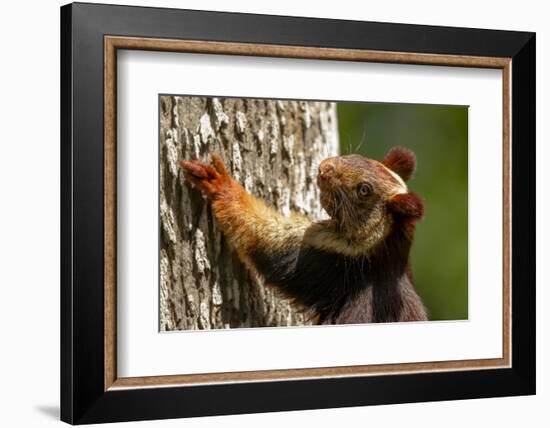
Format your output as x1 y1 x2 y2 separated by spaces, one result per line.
180 155 308 256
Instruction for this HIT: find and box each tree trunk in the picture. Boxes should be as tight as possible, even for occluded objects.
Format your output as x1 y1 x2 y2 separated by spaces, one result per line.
159 96 339 331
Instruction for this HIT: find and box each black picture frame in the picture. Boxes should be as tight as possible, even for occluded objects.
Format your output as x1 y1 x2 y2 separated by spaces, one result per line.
61 2 535 424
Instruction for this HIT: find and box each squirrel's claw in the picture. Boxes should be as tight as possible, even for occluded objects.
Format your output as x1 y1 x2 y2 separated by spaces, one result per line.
211 154 228 176
180 154 231 198
180 160 219 179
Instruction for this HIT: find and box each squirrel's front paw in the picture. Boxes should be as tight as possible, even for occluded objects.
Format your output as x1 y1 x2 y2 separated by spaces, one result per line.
180 154 231 199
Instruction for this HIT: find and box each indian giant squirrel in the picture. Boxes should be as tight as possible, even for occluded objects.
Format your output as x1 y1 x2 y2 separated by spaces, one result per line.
181 147 427 324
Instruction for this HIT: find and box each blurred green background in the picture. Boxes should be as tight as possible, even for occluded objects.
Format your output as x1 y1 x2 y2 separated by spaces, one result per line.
338 102 468 321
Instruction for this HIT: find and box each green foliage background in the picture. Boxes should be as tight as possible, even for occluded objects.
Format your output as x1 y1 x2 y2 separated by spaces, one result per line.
337 102 468 321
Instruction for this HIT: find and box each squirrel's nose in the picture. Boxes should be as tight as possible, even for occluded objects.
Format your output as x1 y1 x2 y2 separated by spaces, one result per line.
318 163 335 180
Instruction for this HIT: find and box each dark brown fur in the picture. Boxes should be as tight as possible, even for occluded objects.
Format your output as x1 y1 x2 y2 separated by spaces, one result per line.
382 147 417 181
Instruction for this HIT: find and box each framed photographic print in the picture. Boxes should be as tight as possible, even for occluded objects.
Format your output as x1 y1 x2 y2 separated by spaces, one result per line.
60 2 535 424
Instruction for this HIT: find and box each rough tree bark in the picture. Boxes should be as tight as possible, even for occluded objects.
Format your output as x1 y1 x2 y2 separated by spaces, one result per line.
159 96 339 331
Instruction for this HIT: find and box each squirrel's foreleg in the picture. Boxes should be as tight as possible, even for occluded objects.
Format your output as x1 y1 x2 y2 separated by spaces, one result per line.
180 155 310 279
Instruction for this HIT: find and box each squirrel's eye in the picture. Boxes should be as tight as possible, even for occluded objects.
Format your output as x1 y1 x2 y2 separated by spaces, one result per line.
357 183 372 197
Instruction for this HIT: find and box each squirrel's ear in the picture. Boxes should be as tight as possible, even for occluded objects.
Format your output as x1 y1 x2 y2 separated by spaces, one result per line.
382 147 416 181
387 192 424 220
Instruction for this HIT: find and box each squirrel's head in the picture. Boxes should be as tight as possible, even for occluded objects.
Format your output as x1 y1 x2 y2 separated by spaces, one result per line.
317 147 423 233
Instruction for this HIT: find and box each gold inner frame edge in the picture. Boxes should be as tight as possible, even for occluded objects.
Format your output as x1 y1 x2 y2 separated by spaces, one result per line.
104 36 512 391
